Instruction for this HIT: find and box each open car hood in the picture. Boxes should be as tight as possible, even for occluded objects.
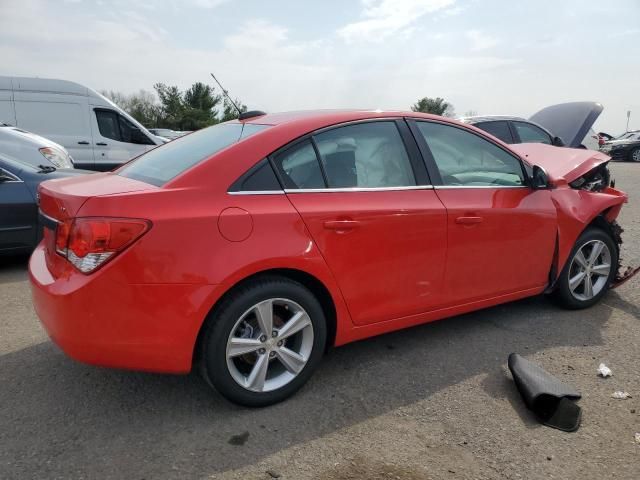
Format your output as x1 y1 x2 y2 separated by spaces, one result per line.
529 102 603 148
510 143 610 184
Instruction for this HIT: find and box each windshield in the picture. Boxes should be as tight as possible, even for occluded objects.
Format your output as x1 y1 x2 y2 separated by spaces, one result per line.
118 123 269 186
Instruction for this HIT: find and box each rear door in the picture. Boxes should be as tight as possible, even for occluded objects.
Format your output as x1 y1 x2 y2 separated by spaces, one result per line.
13 92 94 167
409 119 557 305
275 119 448 326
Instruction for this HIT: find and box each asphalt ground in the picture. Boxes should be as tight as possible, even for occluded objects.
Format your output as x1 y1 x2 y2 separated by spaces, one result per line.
1 161 638 480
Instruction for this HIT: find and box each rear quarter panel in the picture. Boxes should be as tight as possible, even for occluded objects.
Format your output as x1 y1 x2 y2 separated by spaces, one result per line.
77 187 353 359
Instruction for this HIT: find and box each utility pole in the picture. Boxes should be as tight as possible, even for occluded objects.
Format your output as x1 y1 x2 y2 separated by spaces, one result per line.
627 110 631 133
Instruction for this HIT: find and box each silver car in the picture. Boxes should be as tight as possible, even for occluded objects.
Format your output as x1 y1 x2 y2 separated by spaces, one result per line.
0 123 74 168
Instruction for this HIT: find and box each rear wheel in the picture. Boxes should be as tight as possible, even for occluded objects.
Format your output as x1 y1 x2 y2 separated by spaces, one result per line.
630 147 640 162
200 276 326 407
552 228 617 309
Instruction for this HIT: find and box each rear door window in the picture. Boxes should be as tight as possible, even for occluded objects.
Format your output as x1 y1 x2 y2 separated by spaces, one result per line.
313 121 415 188
512 121 552 144
474 121 513 143
272 140 325 189
118 123 269 186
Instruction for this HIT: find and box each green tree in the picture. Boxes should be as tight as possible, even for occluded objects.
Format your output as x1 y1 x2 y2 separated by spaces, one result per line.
411 97 455 117
154 83 185 130
101 89 162 127
181 82 221 130
104 81 249 131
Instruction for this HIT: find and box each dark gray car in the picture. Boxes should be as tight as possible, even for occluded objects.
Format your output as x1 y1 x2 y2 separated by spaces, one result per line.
461 102 604 150
0 154 89 254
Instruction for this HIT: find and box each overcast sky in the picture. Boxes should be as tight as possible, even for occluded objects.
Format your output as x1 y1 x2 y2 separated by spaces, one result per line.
1 0 639 133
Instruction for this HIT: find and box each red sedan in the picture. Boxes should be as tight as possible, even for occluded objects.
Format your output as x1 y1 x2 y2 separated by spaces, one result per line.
30 110 628 406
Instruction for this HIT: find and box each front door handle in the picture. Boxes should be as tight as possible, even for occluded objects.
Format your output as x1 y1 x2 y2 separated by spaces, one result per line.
77 141 89 145
96 142 107 146
323 220 360 231
455 216 483 225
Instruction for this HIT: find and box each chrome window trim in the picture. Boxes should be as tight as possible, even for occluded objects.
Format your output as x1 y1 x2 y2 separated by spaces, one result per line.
39 210 60 225
227 190 285 195
434 185 528 189
285 185 434 193
0 168 23 183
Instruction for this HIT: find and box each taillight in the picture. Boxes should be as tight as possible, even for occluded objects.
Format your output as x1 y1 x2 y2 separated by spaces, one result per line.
55 217 151 273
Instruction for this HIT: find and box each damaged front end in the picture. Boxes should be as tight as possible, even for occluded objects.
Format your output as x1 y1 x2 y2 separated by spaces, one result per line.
609 221 640 288
568 162 639 288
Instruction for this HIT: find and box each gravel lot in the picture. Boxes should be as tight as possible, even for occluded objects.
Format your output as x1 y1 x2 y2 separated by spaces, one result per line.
1 162 638 480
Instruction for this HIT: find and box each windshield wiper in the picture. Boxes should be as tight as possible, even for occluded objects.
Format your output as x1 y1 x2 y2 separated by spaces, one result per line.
38 164 57 173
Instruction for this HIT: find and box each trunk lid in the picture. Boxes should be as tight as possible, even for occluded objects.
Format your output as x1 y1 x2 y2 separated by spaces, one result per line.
510 143 610 183
38 173 157 276
38 172 157 221
529 102 603 148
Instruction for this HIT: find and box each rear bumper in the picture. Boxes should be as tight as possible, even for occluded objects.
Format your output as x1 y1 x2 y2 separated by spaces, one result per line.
29 245 218 373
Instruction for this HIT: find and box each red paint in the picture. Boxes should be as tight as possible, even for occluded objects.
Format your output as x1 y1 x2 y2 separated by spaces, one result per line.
29 110 629 374
218 207 253 242
434 188 557 304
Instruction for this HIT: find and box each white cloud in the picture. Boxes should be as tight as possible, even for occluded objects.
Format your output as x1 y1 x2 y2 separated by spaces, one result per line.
189 0 230 8
465 29 499 51
339 0 455 42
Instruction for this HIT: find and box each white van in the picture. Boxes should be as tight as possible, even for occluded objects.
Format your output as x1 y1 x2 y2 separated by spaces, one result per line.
0 76 165 171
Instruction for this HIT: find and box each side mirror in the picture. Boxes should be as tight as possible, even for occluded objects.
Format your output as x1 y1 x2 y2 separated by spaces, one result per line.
552 136 565 147
532 165 550 189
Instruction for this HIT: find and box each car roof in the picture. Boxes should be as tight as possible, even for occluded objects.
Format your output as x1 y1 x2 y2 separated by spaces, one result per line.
235 109 457 130
459 115 527 123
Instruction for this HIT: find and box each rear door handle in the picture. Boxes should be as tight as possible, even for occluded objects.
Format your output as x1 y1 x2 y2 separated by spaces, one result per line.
77 141 89 145
323 220 360 231
455 216 483 225
96 142 107 146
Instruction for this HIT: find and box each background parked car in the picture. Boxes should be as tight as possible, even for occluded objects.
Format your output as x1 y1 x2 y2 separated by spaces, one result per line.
0 123 74 169
0 153 88 254
459 115 564 146
600 130 640 162
0 76 166 171
461 102 603 150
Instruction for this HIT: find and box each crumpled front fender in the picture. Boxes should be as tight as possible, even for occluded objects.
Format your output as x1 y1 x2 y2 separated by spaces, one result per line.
551 186 628 279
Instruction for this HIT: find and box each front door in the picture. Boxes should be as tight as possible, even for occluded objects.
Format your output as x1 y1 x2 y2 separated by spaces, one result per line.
409 119 557 305
274 120 448 326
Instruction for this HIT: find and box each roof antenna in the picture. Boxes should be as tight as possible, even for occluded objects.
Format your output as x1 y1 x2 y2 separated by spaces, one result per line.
210 72 242 118
210 73 266 121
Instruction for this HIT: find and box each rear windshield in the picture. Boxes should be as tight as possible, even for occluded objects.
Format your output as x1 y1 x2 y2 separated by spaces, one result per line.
118 123 269 186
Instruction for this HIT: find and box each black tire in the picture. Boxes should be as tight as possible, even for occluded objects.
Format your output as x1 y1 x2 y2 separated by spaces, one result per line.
629 147 640 162
200 275 326 407
552 227 618 309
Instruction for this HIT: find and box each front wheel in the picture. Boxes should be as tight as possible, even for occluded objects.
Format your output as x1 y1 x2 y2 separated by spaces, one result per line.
200 276 327 407
630 147 640 162
552 227 617 309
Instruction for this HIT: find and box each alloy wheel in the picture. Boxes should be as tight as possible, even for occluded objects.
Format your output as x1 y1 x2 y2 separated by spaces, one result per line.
632 148 640 162
568 240 611 301
226 298 314 393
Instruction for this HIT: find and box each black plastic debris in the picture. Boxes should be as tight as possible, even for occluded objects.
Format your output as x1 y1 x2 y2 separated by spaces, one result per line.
508 353 582 432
